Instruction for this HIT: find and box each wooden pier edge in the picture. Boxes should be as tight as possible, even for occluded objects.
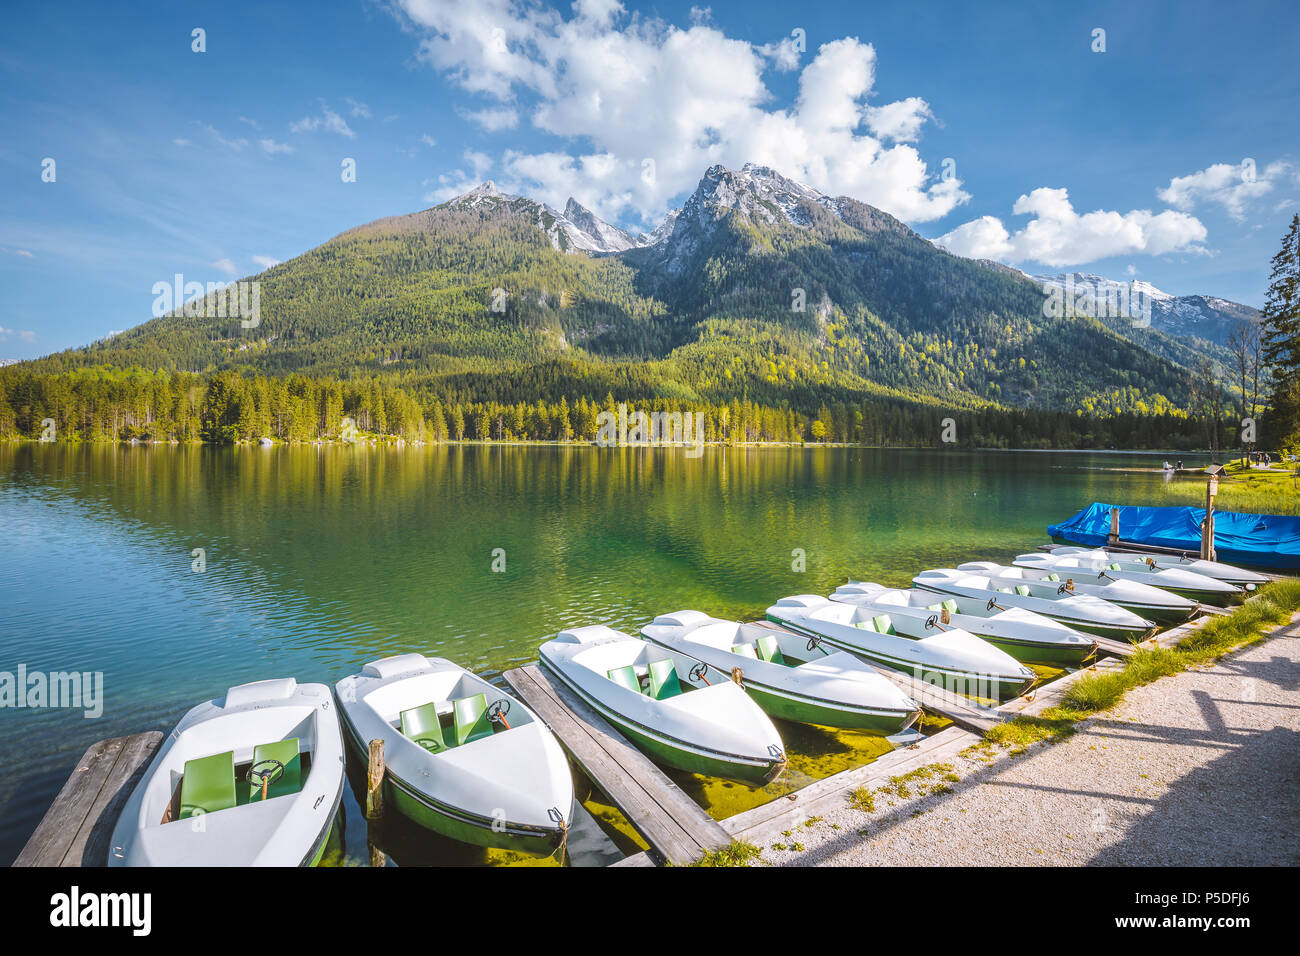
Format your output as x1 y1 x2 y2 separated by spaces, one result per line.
502 663 731 866
14 731 163 867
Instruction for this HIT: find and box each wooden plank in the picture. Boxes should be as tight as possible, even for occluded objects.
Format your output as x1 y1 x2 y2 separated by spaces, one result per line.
1092 635 1137 658
749 621 1004 733
1196 603 1232 617
607 850 656 867
722 727 978 846
504 664 730 865
65 731 162 867
15 732 162 867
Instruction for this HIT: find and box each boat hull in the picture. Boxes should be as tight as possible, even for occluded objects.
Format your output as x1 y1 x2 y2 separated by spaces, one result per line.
539 660 784 785
765 615 1032 702
339 713 565 854
975 633 1097 667
743 682 921 734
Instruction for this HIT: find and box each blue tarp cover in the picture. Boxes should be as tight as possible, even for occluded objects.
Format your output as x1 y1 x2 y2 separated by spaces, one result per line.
1048 501 1300 571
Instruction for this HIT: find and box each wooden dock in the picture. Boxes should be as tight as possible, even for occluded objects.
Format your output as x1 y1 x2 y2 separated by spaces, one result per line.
15 732 162 867
501 663 732 866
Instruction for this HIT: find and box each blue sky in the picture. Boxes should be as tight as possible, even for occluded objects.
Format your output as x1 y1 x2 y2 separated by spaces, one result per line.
2 0 1297 361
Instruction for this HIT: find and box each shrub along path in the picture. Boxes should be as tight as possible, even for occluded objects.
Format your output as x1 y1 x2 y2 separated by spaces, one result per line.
775 602 1300 866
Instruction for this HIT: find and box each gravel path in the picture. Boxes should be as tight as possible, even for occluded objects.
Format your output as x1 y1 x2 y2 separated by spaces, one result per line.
775 617 1300 866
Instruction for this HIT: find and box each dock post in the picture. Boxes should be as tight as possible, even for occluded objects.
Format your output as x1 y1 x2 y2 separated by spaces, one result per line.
1201 474 1218 561
1108 507 1120 547
366 738 386 867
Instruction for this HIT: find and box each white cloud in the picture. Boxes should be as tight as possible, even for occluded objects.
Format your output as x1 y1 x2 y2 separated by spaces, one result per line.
12 249 34 258
424 149 495 201
252 255 281 269
212 257 238 275
460 107 519 131
935 187 1208 267
391 2 966 226
346 98 372 119
238 116 261 129
19 330 36 343
260 138 294 154
173 138 192 147
290 102 356 138
420 133 438 147
200 124 249 151
1158 159 1292 222
863 97 934 143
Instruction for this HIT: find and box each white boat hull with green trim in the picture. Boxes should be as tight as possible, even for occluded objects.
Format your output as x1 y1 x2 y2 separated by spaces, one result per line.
108 678 344 867
640 611 922 734
764 595 1036 702
335 654 573 853
830 583 1098 667
952 561 1197 624
1044 545 1268 589
1017 550 1245 605
539 625 787 785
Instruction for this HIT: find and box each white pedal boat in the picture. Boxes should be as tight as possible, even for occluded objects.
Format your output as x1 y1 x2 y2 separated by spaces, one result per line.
640 610 922 734
915 565 1171 634
764 595 1035 701
335 654 573 853
108 678 344 867
1043 545 1265 591
830 582 1097 667
539 625 786 784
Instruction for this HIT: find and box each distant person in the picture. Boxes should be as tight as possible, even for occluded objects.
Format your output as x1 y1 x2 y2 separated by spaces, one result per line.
1163 460 1172 470
1177 460 1183 470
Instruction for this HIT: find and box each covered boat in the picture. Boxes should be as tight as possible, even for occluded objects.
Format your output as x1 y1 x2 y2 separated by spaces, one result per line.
640 610 922 734
830 582 1097 667
108 678 344 866
1043 545 1268 590
539 625 786 784
764 595 1035 702
1048 501 1300 572
335 654 573 853
1013 551 1242 605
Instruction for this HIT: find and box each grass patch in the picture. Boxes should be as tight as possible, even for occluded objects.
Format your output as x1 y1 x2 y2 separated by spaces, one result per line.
690 840 763 867
847 762 957 813
984 581 1300 753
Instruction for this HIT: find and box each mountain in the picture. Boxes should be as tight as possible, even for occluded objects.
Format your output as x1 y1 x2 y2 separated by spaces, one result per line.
1031 272 1261 347
10 162 1234 420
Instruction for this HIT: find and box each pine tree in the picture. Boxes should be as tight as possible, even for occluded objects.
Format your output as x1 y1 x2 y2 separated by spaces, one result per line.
1262 214 1300 449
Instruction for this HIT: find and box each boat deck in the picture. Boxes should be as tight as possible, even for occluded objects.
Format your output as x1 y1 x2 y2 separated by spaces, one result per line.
501 663 733 866
15 732 162 867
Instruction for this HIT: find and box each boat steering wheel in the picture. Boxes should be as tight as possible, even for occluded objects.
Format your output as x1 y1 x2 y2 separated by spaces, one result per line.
688 661 711 685
924 613 941 630
248 759 285 801
986 597 1003 611
1056 583 1072 594
805 635 824 653
487 699 511 729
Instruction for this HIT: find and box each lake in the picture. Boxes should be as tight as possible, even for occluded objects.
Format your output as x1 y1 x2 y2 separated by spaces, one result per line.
0 442 1187 864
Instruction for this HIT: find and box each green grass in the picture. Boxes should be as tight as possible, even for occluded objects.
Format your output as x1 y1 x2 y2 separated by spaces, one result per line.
690 840 764 867
1157 460 1300 515
847 762 957 814
978 580 1300 755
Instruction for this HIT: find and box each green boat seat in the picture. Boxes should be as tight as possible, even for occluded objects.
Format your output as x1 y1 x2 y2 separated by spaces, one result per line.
1109 563 1122 570
942 599 958 613
453 693 495 745
248 737 302 801
1015 585 1031 596
647 659 683 700
180 750 236 820
731 642 758 658
401 702 452 752
855 618 877 630
1046 573 1060 582
925 603 941 611
997 587 1012 593
872 614 896 635
754 634 786 665
607 665 642 694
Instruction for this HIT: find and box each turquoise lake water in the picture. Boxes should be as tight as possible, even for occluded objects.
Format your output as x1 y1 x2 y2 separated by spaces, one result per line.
0 443 1184 863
